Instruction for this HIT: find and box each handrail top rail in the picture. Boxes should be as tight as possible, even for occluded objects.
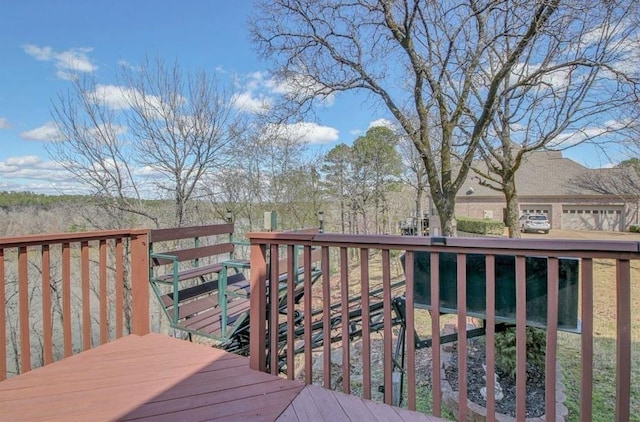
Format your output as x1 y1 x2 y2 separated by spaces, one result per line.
247 231 640 256
0 228 149 249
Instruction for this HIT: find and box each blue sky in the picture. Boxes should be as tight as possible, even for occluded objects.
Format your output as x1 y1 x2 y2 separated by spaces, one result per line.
0 1 627 194
0 0 385 194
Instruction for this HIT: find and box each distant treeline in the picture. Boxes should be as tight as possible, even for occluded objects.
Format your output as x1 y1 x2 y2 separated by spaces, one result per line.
0 191 92 208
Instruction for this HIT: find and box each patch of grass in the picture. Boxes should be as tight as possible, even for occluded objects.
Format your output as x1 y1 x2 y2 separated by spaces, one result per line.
557 259 640 421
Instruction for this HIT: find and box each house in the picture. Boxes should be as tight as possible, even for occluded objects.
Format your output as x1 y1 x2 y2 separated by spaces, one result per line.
455 150 640 231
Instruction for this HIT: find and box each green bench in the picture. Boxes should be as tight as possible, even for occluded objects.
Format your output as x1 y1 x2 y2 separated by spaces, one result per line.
149 223 323 343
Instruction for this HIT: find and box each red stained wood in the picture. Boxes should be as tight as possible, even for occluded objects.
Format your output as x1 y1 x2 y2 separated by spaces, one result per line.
0 334 303 422
580 258 593 421
41 245 53 365
18 246 30 373
545 257 559 419
0 249 5 381
360 248 371 400
81 241 91 351
276 384 445 422
616 259 631 422
0 333 445 422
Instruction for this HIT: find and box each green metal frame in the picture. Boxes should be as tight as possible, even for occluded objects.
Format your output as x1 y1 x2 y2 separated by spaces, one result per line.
149 252 182 325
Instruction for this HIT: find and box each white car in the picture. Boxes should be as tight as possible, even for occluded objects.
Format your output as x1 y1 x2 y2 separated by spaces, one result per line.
519 214 550 234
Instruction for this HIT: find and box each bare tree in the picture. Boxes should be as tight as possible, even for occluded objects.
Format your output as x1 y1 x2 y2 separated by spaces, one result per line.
49 58 242 228
204 121 324 232
49 75 157 228
472 2 639 237
251 0 563 235
121 58 243 227
397 134 429 231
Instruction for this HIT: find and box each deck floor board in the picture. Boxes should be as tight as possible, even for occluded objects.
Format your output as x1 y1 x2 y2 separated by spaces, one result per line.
0 333 447 421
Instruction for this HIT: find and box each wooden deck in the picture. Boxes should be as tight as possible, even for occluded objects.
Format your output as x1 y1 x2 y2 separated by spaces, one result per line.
0 333 445 421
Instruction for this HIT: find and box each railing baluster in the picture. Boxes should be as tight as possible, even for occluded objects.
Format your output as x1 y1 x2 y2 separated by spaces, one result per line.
360 248 371 399
81 241 91 351
0 248 5 381
340 247 350 394
515 255 527 422
62 242 72 357
615 258 631 422
456 252 467 420
485 254 496 422
321 246 331 389
580 258 593 422
41 245 52 365
303 245 313 385
430 250 441 416
381 248 392 405
286 245 295 380
405 250 416 410
114 238 124 339
269 244 279 375
18 246 30 373
545 257 559 420
99 240 107 345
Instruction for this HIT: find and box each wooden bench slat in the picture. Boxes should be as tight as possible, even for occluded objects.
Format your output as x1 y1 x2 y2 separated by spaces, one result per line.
150 223 234 242
175 295 220 320
183 299 251 333
161 273 248 308
151 243 234 266
153 263 224 283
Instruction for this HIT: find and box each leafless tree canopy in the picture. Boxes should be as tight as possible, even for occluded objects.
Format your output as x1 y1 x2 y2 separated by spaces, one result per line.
467 2 640 235
251 0 573 234
49 58 243 228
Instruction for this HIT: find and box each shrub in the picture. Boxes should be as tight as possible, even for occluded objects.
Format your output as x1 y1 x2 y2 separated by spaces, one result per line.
629 225 640 233
494 326 546 379
456 216 505 235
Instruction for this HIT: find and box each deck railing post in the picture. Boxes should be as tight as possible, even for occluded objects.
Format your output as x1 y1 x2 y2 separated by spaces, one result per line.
130 230 150 336
249 242 268 372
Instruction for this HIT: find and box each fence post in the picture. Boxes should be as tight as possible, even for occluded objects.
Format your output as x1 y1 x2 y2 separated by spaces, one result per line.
130 230 150 336
249 242 267 372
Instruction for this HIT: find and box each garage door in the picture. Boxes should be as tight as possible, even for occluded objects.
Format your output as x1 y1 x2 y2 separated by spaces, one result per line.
561 206 623 231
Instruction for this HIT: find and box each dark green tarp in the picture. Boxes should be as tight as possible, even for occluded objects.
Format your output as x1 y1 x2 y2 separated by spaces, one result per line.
403 252 580 333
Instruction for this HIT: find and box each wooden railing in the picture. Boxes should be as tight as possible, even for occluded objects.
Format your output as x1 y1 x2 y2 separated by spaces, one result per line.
0 229 149 380
247 232 638 422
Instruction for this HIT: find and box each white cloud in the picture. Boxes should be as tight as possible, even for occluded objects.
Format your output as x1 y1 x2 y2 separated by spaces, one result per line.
232 71 336 114
551 120 626 147
19 122 65 142
90 84 134 110
0 155 72 182
368 118 395 129
231 91 271 113
349 129 363 136
269 122 339 145
0 117 9 129
23 44 97 80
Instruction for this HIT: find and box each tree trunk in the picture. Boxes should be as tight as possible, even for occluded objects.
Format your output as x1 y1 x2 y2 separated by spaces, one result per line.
438 199 457 237
415 181 424 236
503 176 521 238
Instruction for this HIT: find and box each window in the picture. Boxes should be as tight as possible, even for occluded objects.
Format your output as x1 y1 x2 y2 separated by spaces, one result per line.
577 210 583 214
